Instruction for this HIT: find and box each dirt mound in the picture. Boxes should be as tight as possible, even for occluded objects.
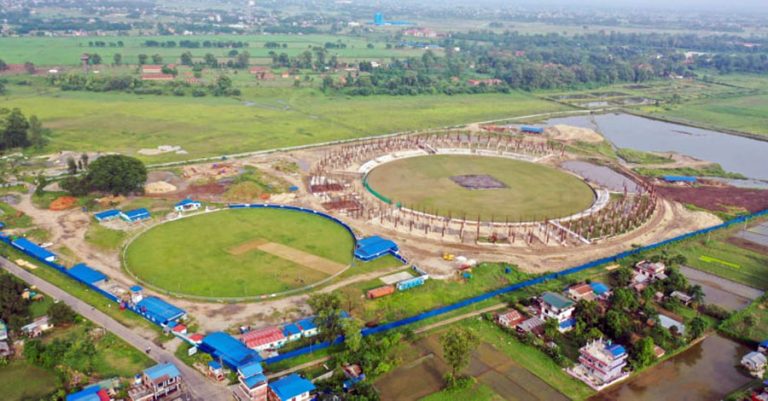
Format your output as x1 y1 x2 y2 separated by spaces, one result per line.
145 181 177 194
655 185 768 213
549 125 604 143
49 196 77 211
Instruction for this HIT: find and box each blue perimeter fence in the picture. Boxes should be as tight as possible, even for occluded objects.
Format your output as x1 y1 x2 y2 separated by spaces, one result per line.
263 208 768 365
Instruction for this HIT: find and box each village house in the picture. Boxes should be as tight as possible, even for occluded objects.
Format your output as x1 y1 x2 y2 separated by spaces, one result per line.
566 283 596 302
517 316 546 335
758 340 768 354
538 292 576 332
0 319 7 341
174 199 202 213
497 309 525 329
634 260 667 280
282 323 302 342
267 373 315 401
670 291 693 306
0 341 11 358
141 65 164 74
21 316 53 337
141 74 174 81
568 338 630 390
742 351 767 377
128 362 183 401
208 361 225 381
297 318 318 338
232 360 268 401
658 314 686 335
467 78 503 87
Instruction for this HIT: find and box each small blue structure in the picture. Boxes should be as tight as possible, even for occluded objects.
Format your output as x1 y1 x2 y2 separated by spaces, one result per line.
11 237 56 262
559 318 576 331
283 323 302 340
297 318 318 337
94 209 121 222
68 263 108 285
354 236 399 261
396 276 426 291
200 332 261 369
268 373 316 401
343 374 366 391
662 175 697 183
66 387 105 401
759 340 768 352
174 199 202 212
606 344 627 358
144 362 181 382
521 126 544 134
120 208 151 223
288 185 299 192
590 282 610 296
135 296 186 325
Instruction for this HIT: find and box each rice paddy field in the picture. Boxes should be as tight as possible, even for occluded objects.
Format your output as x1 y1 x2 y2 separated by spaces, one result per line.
0 360 58 401
123 208 356 298
365 155 595 221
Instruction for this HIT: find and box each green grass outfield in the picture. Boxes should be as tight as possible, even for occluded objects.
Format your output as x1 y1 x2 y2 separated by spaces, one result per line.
124 208 355 298
2 86 568 163
674 234 768 290
365 155 595 221
0 360 58 401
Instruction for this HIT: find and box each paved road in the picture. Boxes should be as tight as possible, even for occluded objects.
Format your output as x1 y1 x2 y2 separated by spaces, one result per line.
0 257 230 401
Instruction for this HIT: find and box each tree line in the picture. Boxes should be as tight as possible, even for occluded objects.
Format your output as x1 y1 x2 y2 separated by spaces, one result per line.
0 108 49 151
143 39 250 49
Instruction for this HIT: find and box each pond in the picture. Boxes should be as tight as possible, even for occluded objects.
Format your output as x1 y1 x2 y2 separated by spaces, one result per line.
545 113 768 181
590 334 753 401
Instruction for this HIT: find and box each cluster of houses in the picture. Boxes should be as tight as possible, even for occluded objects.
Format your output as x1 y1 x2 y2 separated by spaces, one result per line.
0 319 9 358
94 199 203 225
66 362 183 401
140 64 175 82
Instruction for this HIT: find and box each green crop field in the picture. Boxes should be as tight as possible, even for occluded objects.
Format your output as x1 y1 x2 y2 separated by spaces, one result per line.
365 155 595 221
0 34 425 66
123 208 355 298
649 93 768 137
674 235 768 290
1 85 568 163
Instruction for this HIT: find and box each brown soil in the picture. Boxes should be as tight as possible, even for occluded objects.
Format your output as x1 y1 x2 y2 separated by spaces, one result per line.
174 182 227 200
727 236 768 254
227 239 269 256
49 196 77 211
256 242 345 275
549 125 604 143
654 185 768 213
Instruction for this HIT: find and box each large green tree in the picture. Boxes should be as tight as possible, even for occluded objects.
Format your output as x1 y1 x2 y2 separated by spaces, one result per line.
1 108 31 150
307 292 346 341
631 337 656 369
440 327 478 385
85 154 147 195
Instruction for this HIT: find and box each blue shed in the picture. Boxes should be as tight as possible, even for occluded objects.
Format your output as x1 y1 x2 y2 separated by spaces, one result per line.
200 332 261 369
268 373 316 401
662 175 697 183
354 236 399 261
521 126 544 134
11 237 56 262
68 263 108 285
120 208 151 223
94 209 121 222
396 276 425 291
135 296 186 325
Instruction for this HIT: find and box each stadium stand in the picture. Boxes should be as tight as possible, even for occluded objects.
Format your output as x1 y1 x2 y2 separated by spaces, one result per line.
11 237 56 262
354 236 399 261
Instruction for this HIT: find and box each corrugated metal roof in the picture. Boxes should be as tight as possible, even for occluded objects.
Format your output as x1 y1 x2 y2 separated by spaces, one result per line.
269 373 315 400
68 263 108 284
144 362 181 381
136 296 185 324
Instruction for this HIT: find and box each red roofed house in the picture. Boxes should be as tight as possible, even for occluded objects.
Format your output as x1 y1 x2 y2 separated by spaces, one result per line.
242 326 287 351
141 65 163 74
188 333 204 344
497 309 525 329
567 283 596 302
171 324 187 335
141 74 174 81
467 79 503 87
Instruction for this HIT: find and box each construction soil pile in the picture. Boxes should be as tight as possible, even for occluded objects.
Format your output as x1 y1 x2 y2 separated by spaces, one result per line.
145 181 177 194
548 125 604 143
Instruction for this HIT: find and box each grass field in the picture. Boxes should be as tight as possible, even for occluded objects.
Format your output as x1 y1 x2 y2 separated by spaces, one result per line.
419 383 504 401
124 208 355 298
673 235 768 290
85 223 128 251
0 34 426 66
0 360 58 401
649 93 768 137
365 155 595 221
1 85 568 163
720 295 768 343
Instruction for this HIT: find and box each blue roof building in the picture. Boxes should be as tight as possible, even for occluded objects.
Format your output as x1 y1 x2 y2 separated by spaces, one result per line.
174 199 202 212
66 387 108 401
135 296 185 325
354 236 399 261
521 126 544 134
662 175 697 183
200 332 261 369
590 282 610 296
238 360 263 378
120 208 151 223
11 237 56 262
268 373 316 401
283 323 302 339
68 263 108 285
94 209 121 222
297 318 318 337
143 362 181 382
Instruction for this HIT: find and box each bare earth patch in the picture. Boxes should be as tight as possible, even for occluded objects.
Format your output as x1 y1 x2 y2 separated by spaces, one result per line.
229 239 346 276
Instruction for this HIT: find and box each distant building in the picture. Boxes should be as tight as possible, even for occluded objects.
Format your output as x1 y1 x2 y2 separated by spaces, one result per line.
141 74 175 81
670 291 693 306
267 373 315 401
141 65 164 74
296 318 318 338
174 199 202 212
569 339 630 390
634 261 667 280
128 362 183 401
567 283 596 302
120 208 151 223
742 351 767 376
658 314 686 335
467 78 503 87
0 319 7 341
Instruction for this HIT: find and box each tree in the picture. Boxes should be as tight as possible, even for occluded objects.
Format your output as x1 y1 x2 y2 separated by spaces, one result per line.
27 115 49 150
440 327 478 385
89 53 102 65
632 337 656 369
689 316 707 339
614 267 634 287
113 53 122 65
180 51 193 66
24 62 35 74
610 288 640 312
151 54 163 64
204 53 218 68
605 309 632 339
80 153 89 168
1 108 31 149
0 59 7 71
85 154 147 195
342 318 363 353
48 302 76 325
66 157 78 175
575 300 601 326
689 285 705 305
138 54 148 65
0 274 30 330
307 293 345 341
544 318 560 339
